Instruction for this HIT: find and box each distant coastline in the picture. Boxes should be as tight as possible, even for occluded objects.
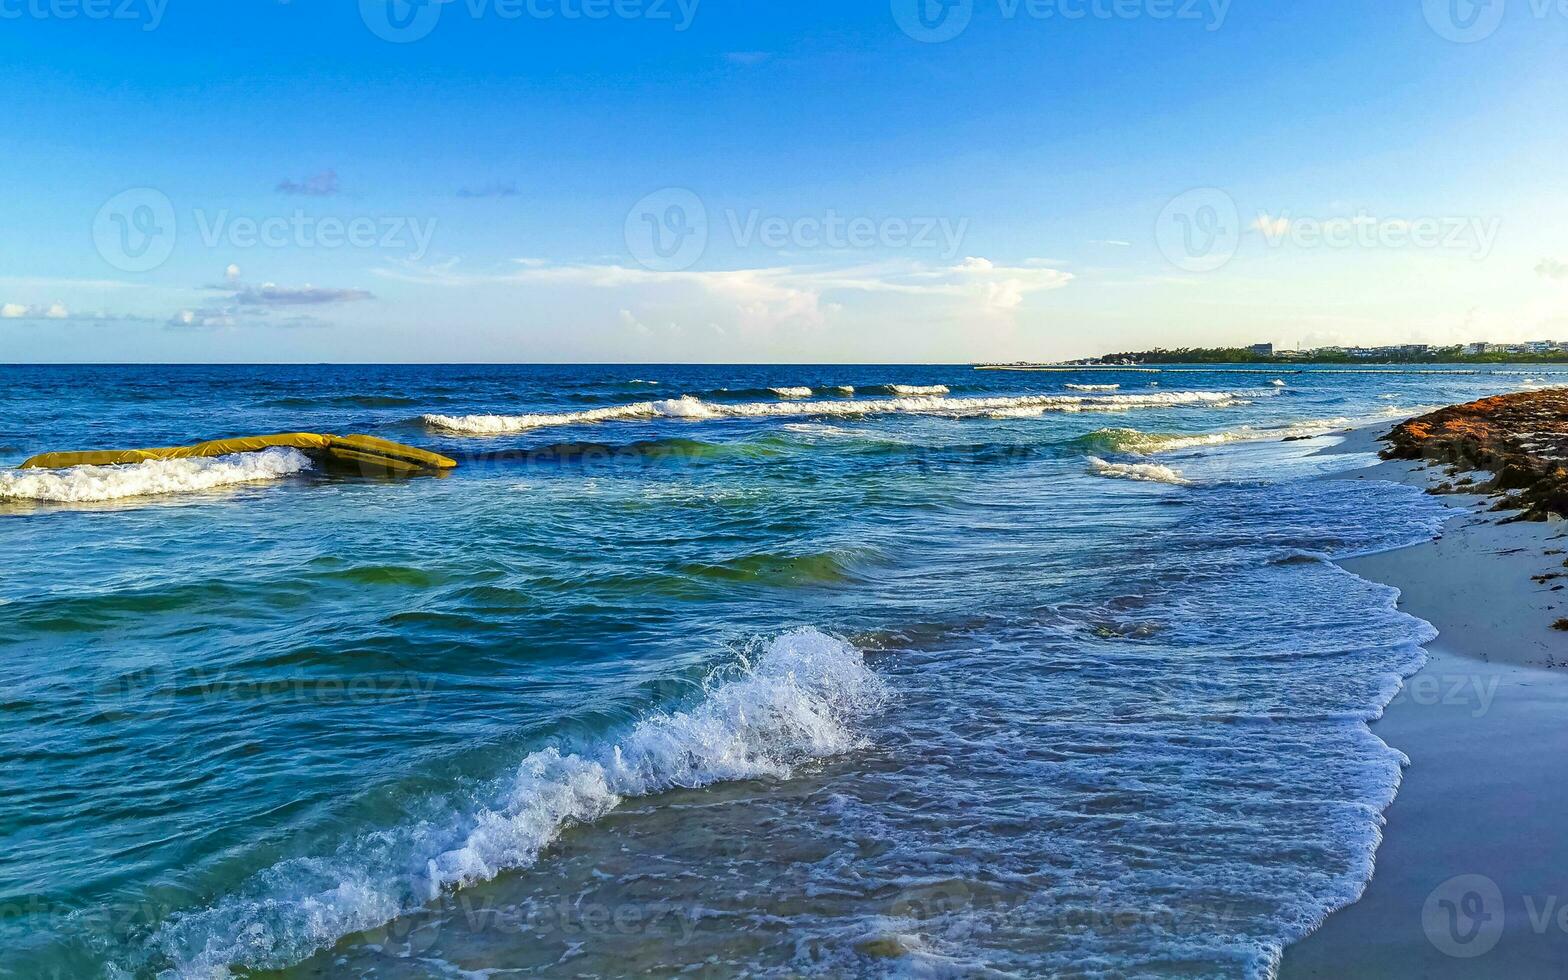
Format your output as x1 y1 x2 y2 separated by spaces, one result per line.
975 362 1565 375
982 344 1568 368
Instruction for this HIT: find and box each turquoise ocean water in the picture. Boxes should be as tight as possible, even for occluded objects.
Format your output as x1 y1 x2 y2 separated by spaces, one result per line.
0 364 1554 978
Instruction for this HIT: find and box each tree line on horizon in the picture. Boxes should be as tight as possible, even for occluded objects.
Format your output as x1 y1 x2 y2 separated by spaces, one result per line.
1084 347 1568 365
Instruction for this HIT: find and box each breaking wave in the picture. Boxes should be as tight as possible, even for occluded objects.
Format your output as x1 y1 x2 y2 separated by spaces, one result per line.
770 386 814 399
1065 383 1120 392
1087 456 1191 485
1079 418 1360 456
0 449 313 504
145 628 886 978
1080 428 1244 455
423 390 1265 435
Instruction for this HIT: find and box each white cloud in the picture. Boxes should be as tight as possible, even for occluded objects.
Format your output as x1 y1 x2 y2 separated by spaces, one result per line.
1536 258 1568 280
618 308 650 335
276 169 340 196
231 283 373 306
379 256 1072 334
0 301 149 324
1252 214 1291 238
168 307 238 329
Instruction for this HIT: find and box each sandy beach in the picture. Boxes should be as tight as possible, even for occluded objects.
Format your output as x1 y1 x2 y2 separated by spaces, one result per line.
1282 423 1568 976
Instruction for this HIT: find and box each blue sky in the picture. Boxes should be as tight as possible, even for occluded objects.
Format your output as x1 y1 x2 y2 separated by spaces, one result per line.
1 0 1564 362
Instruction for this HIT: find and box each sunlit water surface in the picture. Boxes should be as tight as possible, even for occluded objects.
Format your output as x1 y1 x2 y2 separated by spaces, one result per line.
0 364 1549 978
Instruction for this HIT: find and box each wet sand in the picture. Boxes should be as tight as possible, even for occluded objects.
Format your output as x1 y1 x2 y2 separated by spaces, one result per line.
1282 425 1568 977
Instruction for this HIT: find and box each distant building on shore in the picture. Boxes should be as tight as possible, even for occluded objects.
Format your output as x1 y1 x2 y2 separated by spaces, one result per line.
1062 338 1568 367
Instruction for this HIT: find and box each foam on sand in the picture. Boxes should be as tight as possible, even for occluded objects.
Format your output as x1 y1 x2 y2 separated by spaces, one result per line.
423 389 1270 435
0 449 313 503
148 628 886 978
1087 456 1191 485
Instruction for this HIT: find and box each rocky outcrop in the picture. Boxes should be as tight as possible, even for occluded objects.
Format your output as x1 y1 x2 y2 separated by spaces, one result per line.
1383 391 1568 520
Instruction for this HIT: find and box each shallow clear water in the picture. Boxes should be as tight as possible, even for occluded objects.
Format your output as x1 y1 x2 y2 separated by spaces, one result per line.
0 364 1550 978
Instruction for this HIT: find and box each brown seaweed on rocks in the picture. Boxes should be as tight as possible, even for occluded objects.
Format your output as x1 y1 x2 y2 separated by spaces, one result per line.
1382 390 1568 521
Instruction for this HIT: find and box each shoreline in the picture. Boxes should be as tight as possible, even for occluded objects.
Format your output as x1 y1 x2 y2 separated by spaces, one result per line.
973 364 1568 375
1281 422 1568 975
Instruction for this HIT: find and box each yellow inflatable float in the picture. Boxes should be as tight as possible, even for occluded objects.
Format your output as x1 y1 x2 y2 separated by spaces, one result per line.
20 433 457 477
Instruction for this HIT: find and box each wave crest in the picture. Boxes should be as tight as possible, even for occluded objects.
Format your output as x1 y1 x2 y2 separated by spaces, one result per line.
1087 456 1191 485
424 390 1265 435
148 628 885 978
0 449 312 503
1081 427 1243 455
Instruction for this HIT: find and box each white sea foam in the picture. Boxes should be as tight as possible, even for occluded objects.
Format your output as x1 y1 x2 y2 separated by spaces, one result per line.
1085 427 1244 454
770 386 814 399
1083 417 1358 457
423 390 1267 435
1065 383 1120 392
1087 456 1191 485
422 398 712 433
0 449 312 504
886 384 949 395
150 628 885 978
835 385 856 395
1270 379 1288 387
